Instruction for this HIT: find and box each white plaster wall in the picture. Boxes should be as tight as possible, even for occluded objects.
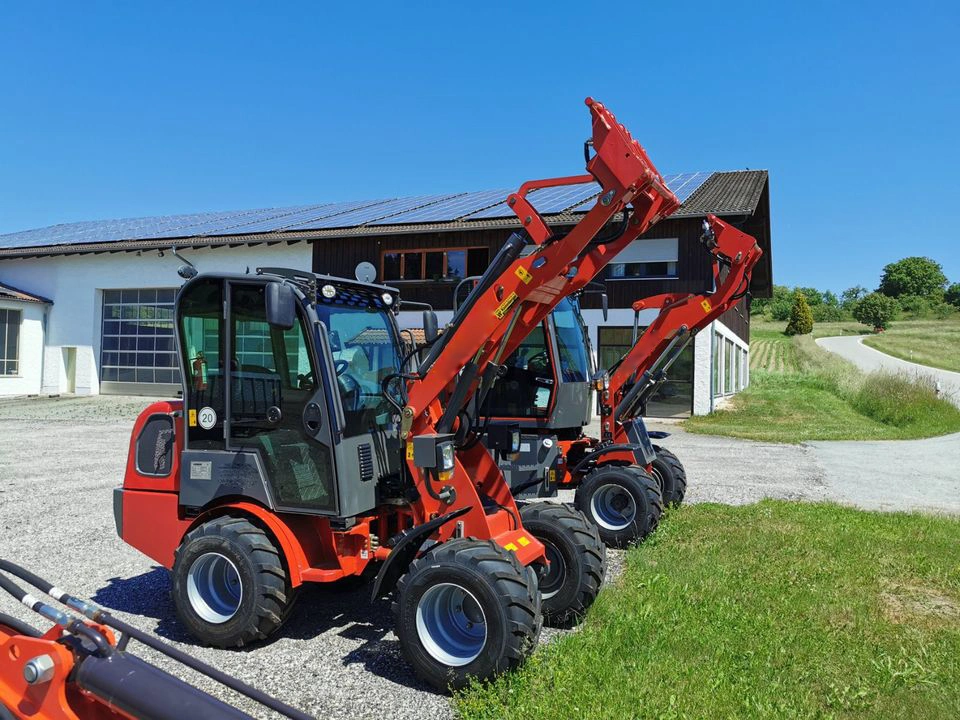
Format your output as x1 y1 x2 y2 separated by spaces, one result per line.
0 301 47 396
694 319 750 416
0 242 313 395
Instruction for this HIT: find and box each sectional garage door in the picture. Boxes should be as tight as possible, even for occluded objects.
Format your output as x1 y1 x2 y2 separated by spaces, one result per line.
99 288 181 396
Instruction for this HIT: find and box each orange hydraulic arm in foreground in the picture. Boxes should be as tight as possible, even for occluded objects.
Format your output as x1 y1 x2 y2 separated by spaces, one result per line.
397 98 680 564
597 214 763 444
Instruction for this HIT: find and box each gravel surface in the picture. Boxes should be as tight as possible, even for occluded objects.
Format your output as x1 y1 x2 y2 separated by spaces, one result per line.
3 396 944 719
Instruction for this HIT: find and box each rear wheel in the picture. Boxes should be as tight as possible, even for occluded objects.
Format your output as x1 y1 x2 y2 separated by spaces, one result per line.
574 465 663 547
172 516 295 647
519 503 605 627
651 446 687 507
393 539 541 691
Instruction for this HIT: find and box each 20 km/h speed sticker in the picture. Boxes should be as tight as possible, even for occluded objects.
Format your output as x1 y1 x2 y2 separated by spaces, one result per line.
197 406 218 430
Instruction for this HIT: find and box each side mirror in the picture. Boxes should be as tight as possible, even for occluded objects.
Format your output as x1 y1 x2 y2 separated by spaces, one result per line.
423 310 439 342
265 282 296 329
601 293 609 322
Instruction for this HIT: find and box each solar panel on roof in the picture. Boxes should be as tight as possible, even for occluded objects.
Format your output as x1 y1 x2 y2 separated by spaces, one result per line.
564 172 712 213
368 189 511 225
218 200 392 235
287 193 461 230
463 183 600 220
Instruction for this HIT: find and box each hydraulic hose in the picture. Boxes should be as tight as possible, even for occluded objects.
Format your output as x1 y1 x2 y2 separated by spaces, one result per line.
0 560 313 720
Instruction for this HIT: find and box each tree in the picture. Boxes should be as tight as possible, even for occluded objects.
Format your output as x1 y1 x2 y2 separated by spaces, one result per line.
878 257 947 298
853 292 900 331
785 292 814 335
795 287 824 306
946 283 960 309
840 285 868 310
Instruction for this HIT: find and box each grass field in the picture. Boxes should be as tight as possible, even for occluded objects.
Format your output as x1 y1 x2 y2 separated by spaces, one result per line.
684 328 960 443
861 319 960 373
457 502 960 720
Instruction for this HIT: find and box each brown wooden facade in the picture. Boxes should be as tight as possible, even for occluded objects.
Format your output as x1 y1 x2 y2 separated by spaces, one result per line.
311 200 769 344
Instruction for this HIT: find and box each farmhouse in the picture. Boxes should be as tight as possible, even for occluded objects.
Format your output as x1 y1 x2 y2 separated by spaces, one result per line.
0 170 771 415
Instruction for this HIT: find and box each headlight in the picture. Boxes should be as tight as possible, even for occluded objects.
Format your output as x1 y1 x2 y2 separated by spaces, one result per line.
381 292 394 306
439 441 455 471
511 429 521 453
321 284 336 299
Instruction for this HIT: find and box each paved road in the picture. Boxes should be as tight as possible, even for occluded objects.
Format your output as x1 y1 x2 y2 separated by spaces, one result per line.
807 432 960 514
817 334 960 407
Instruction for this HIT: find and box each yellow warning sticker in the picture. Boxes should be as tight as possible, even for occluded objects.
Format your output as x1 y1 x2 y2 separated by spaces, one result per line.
494 292 519 320
517 536 530 547
504 542 518 552
701 299 712 313
188 409 197 427
406 443 414 460
514 266 533 284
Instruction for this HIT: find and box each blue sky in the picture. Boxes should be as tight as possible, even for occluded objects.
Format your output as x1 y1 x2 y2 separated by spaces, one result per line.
1 1 957 293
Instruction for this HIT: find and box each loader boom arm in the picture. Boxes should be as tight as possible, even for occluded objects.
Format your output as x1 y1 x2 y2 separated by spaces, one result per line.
405 98 680 436
601 214 762 434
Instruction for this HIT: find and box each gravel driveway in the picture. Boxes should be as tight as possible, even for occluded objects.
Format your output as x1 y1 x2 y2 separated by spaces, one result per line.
0 395 950 718
817 334 960 407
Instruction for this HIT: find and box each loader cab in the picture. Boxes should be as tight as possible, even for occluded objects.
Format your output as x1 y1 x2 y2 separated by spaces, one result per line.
176 270 404 519
485 295 594 433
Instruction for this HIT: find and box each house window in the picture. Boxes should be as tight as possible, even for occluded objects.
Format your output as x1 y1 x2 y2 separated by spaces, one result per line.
0 308 21 376
381 247 489 282
712 330 723 397
725 338 735 394
597 325 693 417
101 288 179 385
608 238 679 280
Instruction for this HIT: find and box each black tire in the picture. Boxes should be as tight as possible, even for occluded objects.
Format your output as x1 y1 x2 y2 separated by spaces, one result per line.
519 503 606 628
393 538 542 692
651 445 687 507
172 516 295 648
574 465 663 548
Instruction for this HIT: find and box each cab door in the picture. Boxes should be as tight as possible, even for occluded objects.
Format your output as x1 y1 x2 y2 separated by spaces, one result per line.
225 281 338 513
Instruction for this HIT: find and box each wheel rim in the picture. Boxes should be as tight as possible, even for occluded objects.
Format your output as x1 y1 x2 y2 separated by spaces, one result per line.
590 483 637 531
187 552 243 624
539 540 567 601
415 583 487 667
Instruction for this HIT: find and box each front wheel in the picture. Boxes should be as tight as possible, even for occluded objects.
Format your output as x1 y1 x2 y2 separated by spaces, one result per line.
393 539 541 691
651 446 687 507
519 503 606 628
171 516 295 647
574 465 663 548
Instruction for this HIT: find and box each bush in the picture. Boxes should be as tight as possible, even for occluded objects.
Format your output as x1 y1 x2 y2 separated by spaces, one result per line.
768 299 793 321
811 303 844 322
946 282 960 309
785 292 813 335
853 292 899 331
851 372 956 427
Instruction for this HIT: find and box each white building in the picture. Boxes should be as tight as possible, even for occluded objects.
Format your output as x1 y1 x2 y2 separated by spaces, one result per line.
0 170 771 415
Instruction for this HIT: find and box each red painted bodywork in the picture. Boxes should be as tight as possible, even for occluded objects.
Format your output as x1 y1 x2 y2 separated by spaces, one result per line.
117 98 681 582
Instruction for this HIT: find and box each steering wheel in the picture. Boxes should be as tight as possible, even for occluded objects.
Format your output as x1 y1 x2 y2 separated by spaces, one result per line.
334 359 350 376
338 372 364 411
298 370 315 392
527 350 550 373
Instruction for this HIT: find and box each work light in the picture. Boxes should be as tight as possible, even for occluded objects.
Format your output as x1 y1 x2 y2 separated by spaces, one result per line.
321 284 337 299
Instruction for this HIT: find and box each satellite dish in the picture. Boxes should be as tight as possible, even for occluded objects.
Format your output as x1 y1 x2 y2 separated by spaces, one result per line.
355 261 377 283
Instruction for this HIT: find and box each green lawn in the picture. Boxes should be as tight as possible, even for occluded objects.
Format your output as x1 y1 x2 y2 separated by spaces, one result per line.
861 319 960 373
683 329 960 443
457 502 960 720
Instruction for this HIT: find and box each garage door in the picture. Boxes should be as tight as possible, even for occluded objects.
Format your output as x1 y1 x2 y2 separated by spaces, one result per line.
99 288 181 396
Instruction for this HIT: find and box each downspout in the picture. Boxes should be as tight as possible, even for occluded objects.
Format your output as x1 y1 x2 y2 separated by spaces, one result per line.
40 303 50 395
708 321 715 414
